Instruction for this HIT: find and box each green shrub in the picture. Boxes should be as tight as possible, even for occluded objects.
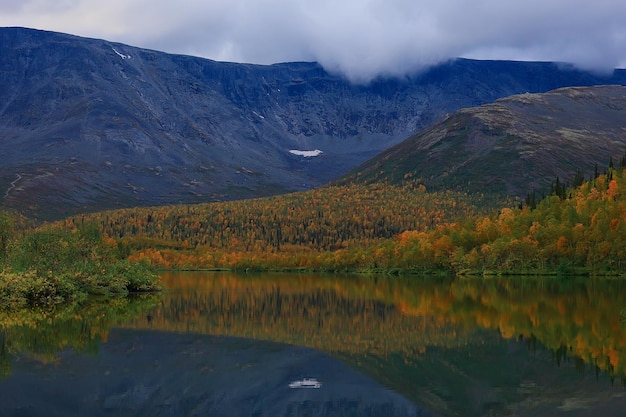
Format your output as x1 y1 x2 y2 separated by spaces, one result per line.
0 219 160 308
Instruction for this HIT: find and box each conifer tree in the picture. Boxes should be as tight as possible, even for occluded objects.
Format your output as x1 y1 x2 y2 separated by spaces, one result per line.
573 169 585 188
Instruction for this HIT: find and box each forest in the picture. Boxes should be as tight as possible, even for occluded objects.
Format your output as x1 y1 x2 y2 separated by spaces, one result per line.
56 159 626 276
61 181 494 271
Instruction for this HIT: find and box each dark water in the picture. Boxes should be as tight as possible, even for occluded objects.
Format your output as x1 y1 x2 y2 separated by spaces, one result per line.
1 272 626 416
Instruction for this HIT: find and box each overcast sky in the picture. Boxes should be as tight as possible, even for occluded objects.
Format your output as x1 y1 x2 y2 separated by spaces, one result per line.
2 0 626 82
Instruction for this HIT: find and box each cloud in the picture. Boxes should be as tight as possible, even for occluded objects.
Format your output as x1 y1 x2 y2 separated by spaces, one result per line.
1 0 626 82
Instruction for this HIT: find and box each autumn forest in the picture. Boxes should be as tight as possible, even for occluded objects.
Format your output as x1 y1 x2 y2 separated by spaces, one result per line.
53 158 626 277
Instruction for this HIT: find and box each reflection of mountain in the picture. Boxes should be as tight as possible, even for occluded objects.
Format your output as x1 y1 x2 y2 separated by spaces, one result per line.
0 330 428 417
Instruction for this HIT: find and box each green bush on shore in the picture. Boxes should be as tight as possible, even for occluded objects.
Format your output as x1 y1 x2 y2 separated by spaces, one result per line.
0 213 160 308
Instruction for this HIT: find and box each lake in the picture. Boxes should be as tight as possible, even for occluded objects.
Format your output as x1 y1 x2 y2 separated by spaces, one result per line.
1 271 626 416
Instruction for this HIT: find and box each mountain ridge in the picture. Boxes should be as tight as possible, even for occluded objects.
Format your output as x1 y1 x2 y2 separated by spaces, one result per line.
2 27 626 218
337 85 626 198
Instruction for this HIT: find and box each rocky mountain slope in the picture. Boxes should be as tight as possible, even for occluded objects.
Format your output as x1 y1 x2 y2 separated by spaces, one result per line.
1 27 625 218
338 85 626 198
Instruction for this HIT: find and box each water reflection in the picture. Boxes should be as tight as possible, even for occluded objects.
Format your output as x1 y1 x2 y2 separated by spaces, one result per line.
131 272 626 378
1 272 626 416
1 329 425 417
0 293 161 377
126 272 626 415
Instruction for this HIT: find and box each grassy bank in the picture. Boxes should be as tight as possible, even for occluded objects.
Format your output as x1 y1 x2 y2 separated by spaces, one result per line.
0 214 160 309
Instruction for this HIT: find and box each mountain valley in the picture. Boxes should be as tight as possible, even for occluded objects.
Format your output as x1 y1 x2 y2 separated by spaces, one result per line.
2 27 626 218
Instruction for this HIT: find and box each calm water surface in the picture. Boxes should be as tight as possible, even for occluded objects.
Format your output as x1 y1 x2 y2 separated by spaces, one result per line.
1 271 626 416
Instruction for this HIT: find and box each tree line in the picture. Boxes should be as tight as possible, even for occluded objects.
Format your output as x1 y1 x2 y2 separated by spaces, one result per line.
62 181 493 270
57 165 625 276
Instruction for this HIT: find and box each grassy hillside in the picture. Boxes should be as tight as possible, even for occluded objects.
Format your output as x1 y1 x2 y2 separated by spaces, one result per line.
337 85 626 198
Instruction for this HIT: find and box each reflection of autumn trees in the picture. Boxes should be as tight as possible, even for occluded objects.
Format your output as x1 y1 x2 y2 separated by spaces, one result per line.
448 277 626 378
127 272 474 357
3 272 624 388
124 272 626 377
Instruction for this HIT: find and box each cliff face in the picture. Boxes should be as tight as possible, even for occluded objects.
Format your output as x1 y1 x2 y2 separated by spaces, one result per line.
1 27 625 218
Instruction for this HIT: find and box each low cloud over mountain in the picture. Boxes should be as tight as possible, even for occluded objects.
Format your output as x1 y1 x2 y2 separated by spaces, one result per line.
2 0 626 82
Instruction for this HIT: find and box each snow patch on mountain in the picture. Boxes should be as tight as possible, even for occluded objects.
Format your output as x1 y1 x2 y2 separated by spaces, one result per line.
289 149 323 157
112 48 131 59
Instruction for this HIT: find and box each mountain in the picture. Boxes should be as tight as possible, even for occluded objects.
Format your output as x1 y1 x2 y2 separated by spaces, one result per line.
1 27 626 219
337 85 626 198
